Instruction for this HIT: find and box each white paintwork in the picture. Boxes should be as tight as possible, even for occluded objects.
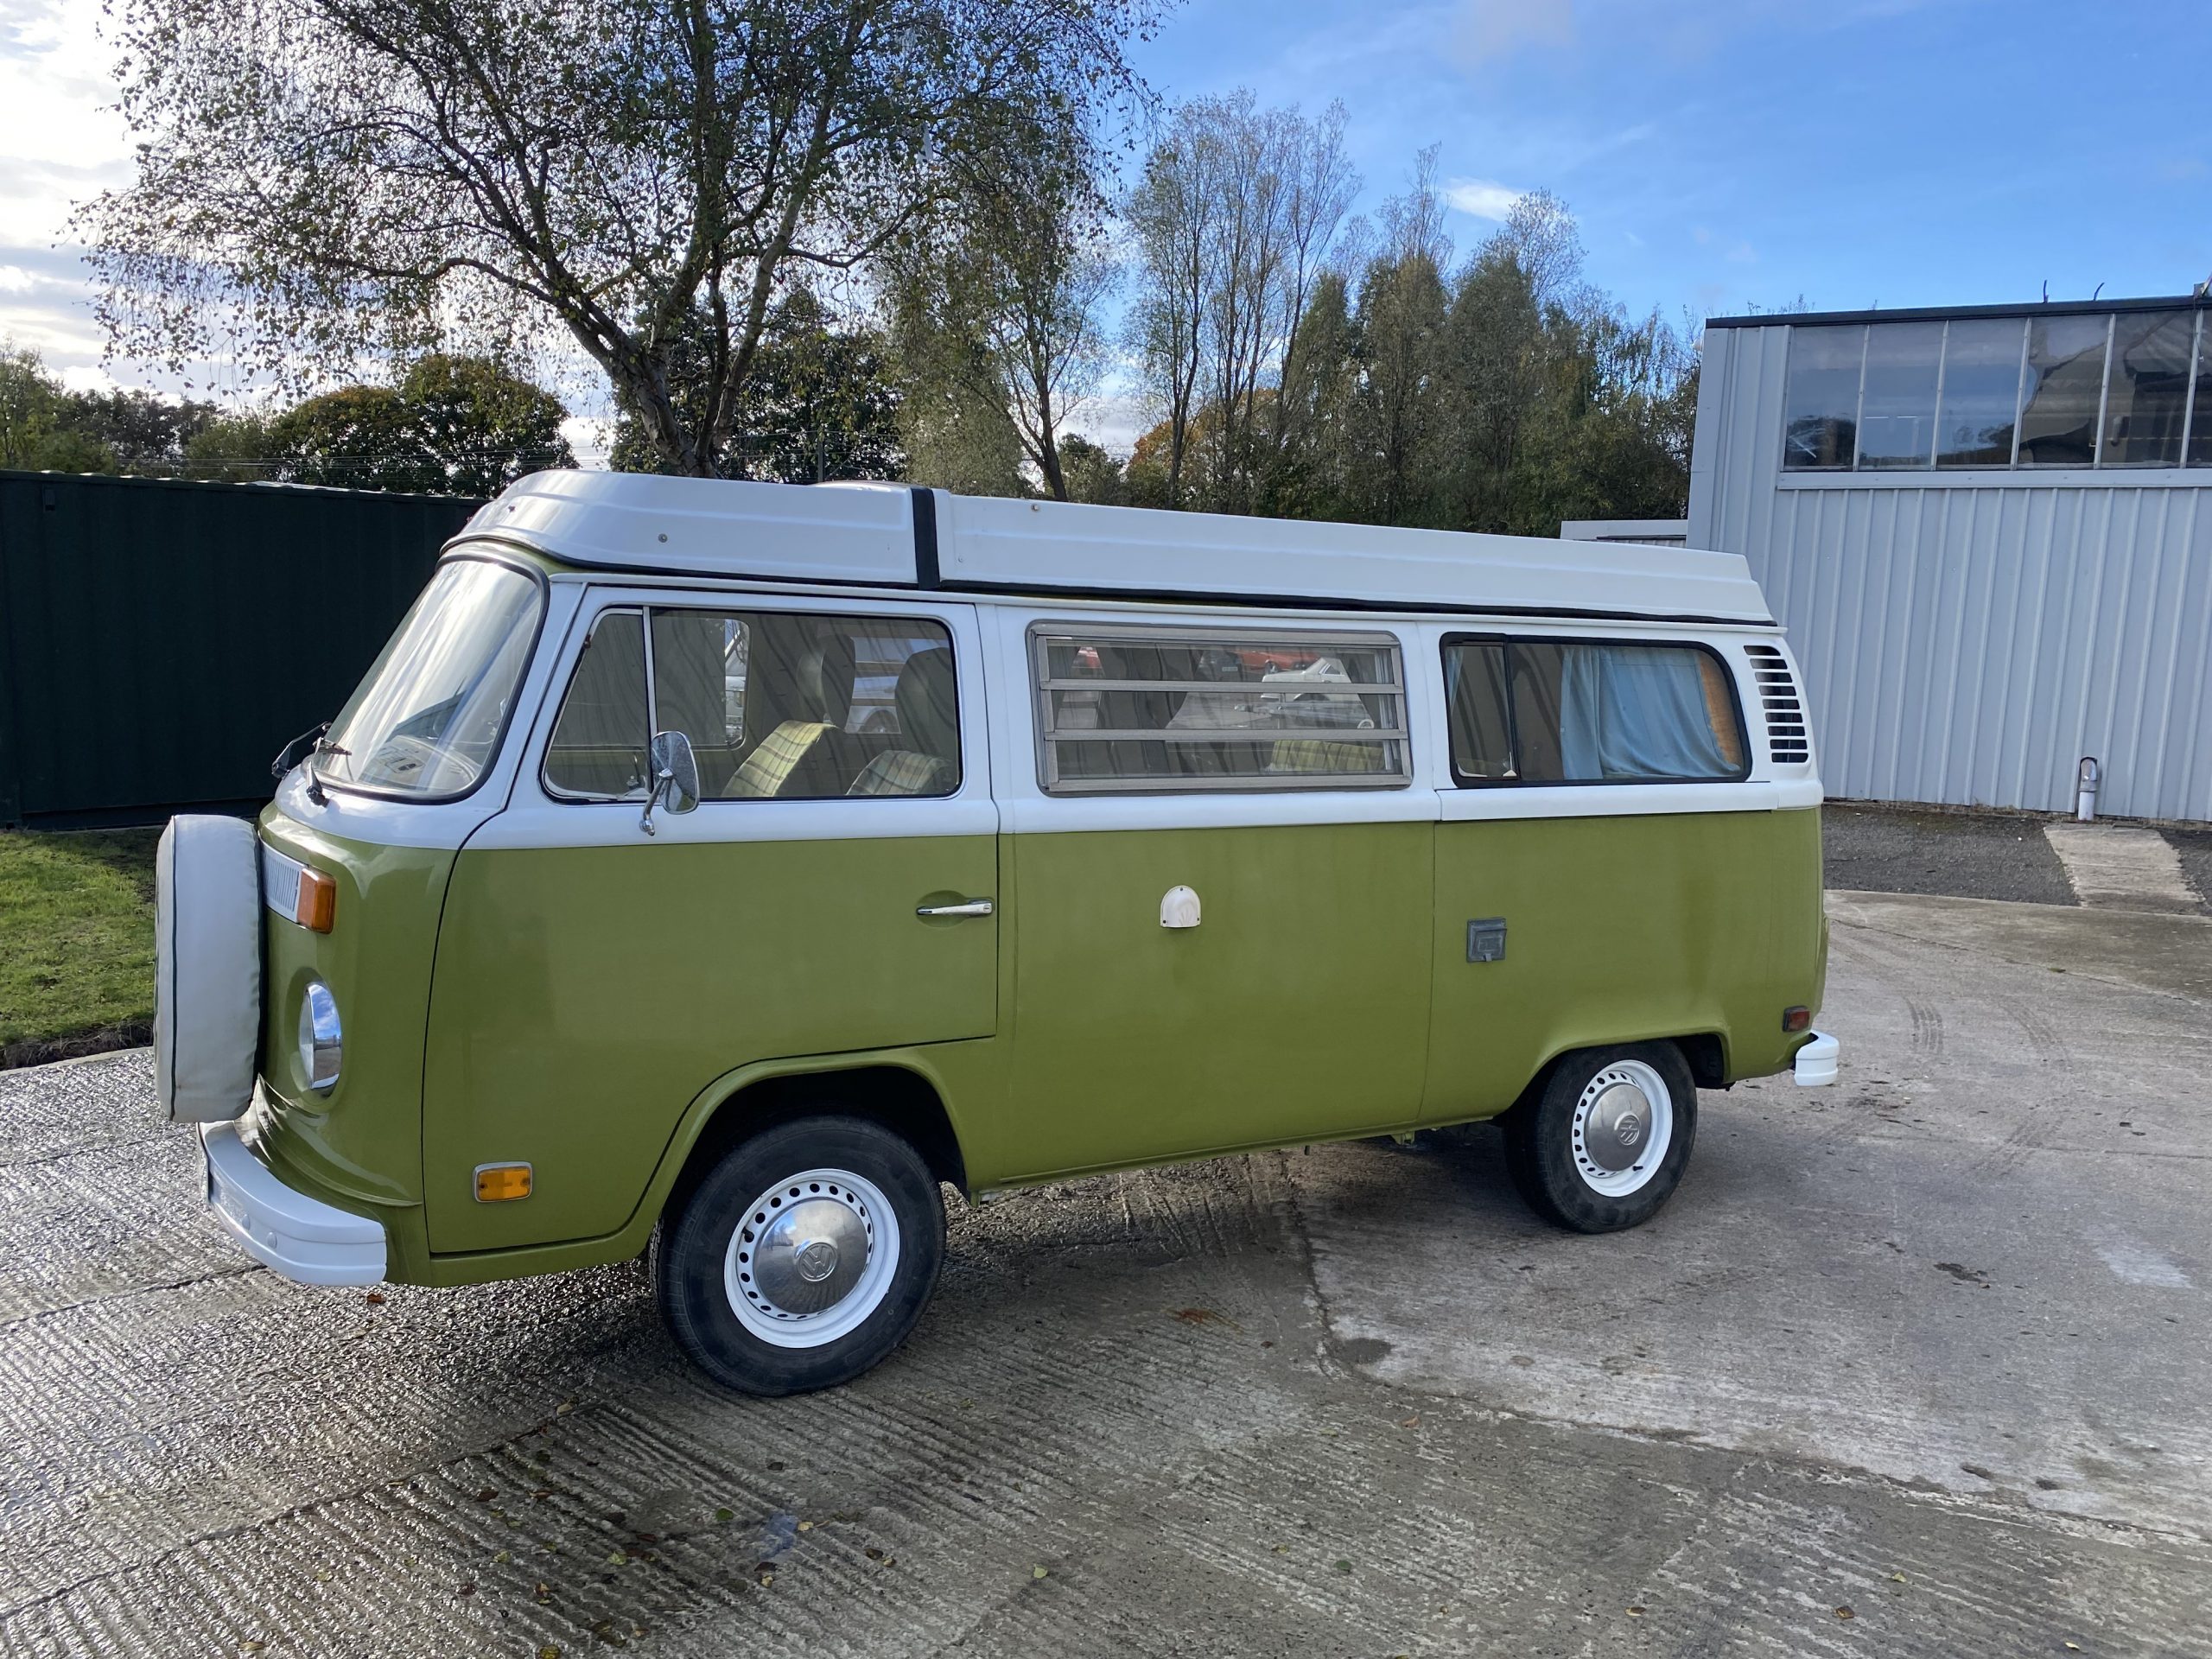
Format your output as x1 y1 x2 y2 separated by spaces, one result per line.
1793 1031 1839 1087
155 816 263 1124
200 1120 387 1285
466 471 918 584
1160 886 1201 928
459 469 1773 624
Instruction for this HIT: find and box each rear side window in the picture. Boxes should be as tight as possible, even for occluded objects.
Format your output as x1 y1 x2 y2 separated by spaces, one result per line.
543 604 960 802
1031 625 1409 793
1443 638 1746 785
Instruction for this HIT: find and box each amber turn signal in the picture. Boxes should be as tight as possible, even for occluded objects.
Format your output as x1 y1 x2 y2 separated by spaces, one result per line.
474 1163 533 1203
1782 1006 1812 1033
295 867 336 932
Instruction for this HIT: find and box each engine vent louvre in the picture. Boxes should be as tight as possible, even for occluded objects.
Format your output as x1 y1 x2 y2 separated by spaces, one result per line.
1745 644 1809 764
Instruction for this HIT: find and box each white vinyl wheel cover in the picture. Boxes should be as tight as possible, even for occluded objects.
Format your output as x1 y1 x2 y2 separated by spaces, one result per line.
723 1167 902 1350
1568 1058 1675 1198
154 815 262 1124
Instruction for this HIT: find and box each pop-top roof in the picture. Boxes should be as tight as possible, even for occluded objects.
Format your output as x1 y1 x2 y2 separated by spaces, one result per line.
462 470 1773 625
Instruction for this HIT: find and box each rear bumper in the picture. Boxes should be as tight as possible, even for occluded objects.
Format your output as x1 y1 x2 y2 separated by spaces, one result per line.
200 1122 388 1286
1793 1031 1840 1088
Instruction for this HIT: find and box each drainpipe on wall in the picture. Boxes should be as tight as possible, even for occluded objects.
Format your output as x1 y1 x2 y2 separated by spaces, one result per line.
2075 757 2101 823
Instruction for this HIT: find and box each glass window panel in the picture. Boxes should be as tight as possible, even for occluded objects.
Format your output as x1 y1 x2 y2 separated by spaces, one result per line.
321 561 542 798
1444 643 1513 781
1033 629 1408 792
1497 642 1745 785
1854 321 1943 469
544 608 650 799
2190 317 2212 467
1935 318 2025 467
632 608 957 801
2018 315 2110 466
1780 324 1863 469
2102 310 2194 466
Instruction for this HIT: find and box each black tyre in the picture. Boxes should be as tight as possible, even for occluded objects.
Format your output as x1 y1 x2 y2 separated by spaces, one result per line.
1503 1043 1697 1233
652 1116 945 1395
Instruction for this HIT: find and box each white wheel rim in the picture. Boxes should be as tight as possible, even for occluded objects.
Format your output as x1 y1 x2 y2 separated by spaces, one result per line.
723 1167 902 1350
1569 1059 1675 1198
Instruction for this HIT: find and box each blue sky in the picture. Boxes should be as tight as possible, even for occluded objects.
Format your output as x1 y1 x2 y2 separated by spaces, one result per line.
1128 0 2211 321
1 0 2206 443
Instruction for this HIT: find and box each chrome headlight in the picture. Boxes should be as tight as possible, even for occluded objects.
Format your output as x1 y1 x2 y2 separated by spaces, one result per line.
298 981 342 1095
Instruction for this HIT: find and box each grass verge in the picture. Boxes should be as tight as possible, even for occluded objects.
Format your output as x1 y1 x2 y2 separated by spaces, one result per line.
0 828 160 1067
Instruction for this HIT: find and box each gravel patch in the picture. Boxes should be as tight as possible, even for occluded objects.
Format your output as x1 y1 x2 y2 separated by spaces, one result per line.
2165 826 2212 912
1822 802 2076 905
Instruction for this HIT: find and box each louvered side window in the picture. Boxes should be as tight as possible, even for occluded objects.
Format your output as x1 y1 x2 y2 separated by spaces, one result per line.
1745 644 1809 764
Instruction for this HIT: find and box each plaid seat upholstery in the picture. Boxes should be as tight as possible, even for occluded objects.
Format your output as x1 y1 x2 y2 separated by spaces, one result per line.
846 750 955 798
1267 738 1384 775
728 721 835 798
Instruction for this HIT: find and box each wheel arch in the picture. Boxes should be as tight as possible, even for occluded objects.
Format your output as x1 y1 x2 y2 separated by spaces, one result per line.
663 1058 970 1223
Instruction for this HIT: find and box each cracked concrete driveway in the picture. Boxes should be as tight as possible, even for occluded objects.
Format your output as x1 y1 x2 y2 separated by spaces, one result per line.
3 891 2209 1657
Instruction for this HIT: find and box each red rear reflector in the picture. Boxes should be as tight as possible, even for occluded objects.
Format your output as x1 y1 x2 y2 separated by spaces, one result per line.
1782 1006 1812 1033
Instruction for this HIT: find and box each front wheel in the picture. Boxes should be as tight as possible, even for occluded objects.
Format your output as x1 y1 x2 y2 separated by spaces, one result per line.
652 1116 945 1395
1503 1043 1697 1232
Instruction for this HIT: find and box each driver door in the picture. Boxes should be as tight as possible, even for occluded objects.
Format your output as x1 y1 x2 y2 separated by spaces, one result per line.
423 589 996 1255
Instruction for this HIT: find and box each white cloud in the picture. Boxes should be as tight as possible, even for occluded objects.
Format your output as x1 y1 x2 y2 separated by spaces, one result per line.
1444 177 1526 221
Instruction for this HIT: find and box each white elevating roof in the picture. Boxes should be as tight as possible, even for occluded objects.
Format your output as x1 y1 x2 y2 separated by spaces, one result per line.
465 470 1774 625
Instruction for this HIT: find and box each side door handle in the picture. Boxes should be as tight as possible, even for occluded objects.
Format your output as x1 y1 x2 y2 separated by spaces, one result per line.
916 898 995 918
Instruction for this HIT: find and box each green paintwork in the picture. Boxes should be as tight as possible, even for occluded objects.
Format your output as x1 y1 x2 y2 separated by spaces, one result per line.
1422 807 1825 1122
252 809 454 1280
988 821 1433 1179
422 831 998 1253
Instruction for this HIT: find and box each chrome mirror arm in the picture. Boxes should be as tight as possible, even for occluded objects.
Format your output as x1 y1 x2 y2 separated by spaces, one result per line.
639 767 674 836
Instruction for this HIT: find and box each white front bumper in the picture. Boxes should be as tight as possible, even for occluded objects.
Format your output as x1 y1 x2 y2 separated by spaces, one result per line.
200 1122 387 1286
1793 1030 1840 1088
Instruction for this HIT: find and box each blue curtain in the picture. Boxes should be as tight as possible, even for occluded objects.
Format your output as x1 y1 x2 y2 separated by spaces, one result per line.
1559 646 1732 781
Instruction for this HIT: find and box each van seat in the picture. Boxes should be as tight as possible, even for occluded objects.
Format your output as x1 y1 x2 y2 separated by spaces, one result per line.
727 721 840 798
842 646 959 798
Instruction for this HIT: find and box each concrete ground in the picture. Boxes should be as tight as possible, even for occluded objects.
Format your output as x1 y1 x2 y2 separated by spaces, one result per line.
4 892 2210 1657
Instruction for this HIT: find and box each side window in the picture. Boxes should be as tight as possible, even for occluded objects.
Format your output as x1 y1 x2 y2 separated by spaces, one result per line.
1442 638 1746 786
652 607 959 801
543 608 650 799
1033 626 1408 793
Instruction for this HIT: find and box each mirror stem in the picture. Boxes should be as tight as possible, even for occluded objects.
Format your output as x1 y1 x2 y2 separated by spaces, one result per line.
640 767 673 836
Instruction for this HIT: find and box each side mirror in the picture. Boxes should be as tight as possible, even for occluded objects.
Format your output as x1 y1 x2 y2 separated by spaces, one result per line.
639 729 701 835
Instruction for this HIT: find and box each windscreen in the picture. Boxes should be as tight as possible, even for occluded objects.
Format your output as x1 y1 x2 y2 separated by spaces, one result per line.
316 559 542 798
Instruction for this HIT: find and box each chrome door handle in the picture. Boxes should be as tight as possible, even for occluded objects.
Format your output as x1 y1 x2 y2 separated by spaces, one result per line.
916 899 995 918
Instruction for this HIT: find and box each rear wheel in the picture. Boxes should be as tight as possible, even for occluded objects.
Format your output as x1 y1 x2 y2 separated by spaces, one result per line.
652 1116 944 1395
1503 1043 1697 1232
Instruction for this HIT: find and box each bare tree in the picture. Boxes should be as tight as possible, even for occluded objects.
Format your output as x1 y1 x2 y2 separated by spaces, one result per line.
1123 92 1359 512
892 132 1118 500
78 0 1159 475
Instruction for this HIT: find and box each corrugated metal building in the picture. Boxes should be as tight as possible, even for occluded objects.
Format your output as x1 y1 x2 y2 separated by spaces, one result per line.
1688 295 2212 824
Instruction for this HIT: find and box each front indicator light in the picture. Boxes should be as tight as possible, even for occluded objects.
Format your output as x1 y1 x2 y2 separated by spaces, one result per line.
475 1163 533 1203
298 981 342 1093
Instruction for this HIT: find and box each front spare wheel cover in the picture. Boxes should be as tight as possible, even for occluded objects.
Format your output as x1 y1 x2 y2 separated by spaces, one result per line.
155 814 263 1123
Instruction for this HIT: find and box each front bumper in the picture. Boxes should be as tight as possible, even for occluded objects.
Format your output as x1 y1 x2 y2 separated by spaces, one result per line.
1793 1030 1840 1088
201 1121 387 1286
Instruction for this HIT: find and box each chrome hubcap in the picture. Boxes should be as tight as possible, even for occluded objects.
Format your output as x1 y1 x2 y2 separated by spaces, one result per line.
1569 1060 1675 1198
724 1168 901 1349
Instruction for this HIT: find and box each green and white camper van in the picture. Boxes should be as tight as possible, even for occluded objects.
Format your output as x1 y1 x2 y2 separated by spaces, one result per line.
154 473 1836 1395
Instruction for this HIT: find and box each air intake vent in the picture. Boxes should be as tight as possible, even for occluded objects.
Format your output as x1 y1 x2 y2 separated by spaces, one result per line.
1745 645 1809 764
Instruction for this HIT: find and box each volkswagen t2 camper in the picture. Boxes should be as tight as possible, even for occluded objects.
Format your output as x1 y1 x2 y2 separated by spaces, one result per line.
155 474 1837 1396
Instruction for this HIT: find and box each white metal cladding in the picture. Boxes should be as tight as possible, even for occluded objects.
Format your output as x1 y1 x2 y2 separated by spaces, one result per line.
1690 321 2212 823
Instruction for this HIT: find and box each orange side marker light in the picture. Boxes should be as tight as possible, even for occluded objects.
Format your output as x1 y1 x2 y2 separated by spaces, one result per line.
474 1163 533 1203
